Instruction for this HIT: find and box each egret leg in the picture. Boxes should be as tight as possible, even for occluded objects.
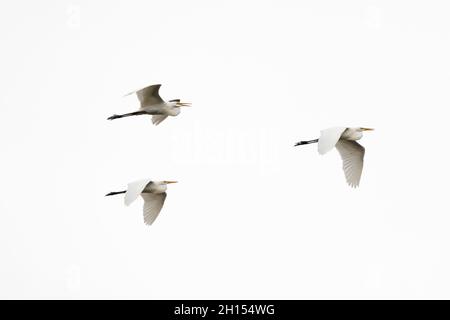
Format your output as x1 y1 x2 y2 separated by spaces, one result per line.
294 139 319 146
105 190 126 196
107 111 147 120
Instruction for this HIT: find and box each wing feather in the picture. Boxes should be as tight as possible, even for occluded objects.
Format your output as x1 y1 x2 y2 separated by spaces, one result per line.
318 127 347 155
125 84 164 107
124 179 152 206
335 140 365 188
152 114 168 125
141 193 167 225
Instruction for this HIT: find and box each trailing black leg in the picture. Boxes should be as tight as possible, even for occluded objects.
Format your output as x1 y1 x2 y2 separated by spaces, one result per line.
107 114 122 120
105 190 126 197
107 111 147 120
294 139 319 147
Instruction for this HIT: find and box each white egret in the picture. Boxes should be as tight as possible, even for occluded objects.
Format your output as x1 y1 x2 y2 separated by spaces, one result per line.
106 179 177 225
295 127 374 187
107 84 191 125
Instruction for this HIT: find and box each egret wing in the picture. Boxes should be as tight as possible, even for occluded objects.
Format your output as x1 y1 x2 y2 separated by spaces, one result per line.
141 192 167 225
335 140 365 188
126 84 163 107
318 127 347 155
152 114 168 125
125 178 152 206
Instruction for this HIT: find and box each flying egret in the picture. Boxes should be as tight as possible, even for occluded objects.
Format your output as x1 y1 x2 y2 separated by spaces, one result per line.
105 179 177 225
295 127 374 187
107 84 191 125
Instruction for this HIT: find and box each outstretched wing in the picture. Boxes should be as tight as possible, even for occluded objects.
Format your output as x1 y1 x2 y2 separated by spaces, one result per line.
125 84 164 107
318 127 347 155
335 140 365 188
152 114 168 126
141 192 167 225
124 178 152 206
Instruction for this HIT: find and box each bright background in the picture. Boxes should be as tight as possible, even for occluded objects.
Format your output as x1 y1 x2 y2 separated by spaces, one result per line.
1 0 449 299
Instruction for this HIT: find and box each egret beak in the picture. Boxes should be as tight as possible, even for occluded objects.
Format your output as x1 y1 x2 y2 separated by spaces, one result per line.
362 128 374 131
177 102 192 107
164 181 178 184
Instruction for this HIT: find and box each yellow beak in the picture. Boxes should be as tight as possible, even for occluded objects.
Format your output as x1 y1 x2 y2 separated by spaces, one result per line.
164 181 178 184
362 128 374 131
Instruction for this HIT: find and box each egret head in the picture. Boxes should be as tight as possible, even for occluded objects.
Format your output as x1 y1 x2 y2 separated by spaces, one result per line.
169 99 191 108
177 102 191 108
346 127 374 140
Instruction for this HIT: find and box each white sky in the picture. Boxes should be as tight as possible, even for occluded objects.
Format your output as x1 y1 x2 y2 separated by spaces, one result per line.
1 0 449 299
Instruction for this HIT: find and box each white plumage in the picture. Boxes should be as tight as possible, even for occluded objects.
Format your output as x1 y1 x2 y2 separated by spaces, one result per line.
124 178 154 206
128 84 164 107
318 127 347 155
141 193 167 226
335 139 365 188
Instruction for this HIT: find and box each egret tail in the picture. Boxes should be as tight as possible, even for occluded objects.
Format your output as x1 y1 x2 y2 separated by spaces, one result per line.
294 139 319 147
